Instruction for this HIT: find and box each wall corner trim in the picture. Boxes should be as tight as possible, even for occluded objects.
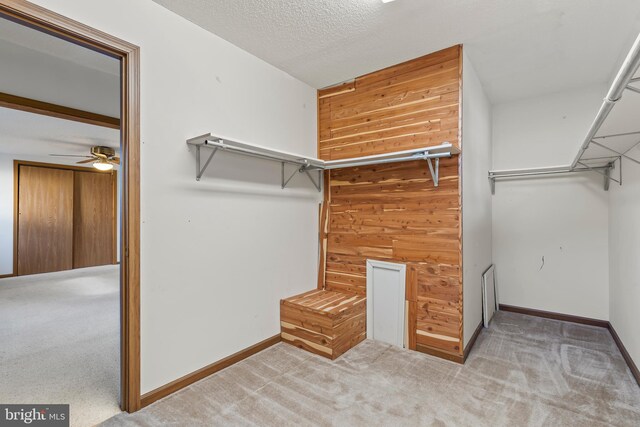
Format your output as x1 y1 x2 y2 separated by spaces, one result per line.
608 323 640 387
140 334 281 408
499 304 609 328
463 321 483 362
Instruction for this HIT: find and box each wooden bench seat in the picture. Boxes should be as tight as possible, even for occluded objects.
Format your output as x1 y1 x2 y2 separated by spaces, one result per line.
280 289 366 359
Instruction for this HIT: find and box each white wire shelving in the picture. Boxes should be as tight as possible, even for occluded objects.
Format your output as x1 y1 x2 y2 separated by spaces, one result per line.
187 133 460 192
489 31 640 193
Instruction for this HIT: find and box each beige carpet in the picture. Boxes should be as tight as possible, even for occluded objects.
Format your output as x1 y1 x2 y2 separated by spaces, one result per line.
102 311 640 426
0 265 121 427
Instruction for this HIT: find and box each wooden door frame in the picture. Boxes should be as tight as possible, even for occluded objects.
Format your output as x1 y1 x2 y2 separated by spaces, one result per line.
0 0 141 412
14 160 119 272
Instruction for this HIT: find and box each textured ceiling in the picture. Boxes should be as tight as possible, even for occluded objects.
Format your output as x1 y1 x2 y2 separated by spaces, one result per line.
152 0 640 103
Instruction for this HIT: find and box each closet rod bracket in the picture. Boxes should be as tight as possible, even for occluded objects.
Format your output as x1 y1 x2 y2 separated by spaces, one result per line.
195 144 218 181
426 157 440 187
303 168 322 192
280 163 322 192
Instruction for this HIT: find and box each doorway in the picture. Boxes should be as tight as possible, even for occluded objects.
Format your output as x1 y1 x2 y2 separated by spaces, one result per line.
0 0 140 416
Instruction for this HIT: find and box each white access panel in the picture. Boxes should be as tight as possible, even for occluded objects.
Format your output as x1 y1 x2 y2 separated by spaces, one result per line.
366 260 406 348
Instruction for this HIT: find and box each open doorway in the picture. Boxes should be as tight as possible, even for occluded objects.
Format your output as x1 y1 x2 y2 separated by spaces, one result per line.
0 15 121 426
0 1 140 423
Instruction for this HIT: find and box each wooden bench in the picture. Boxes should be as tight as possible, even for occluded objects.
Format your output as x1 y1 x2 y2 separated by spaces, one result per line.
280 289 366 359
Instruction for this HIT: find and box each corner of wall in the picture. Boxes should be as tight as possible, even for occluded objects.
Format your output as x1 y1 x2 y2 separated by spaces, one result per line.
461 52 493 349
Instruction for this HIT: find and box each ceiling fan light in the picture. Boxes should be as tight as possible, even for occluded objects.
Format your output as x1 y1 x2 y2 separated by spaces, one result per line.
93 160 113 171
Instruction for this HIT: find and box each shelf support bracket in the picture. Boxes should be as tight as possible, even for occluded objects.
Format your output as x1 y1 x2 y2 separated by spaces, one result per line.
195 145 218 181
426 157 439 187
281 162 298 189
576 161 621 188
303 169 322 192
281 163 322 192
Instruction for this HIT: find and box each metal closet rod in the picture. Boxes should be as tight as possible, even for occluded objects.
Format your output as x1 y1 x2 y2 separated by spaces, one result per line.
322 151 451 170
489 164 609 179
488 30 640 192
191 136 457 171
187 134 458 188
488 164 616 194
571 31 640 169
203 139 313 168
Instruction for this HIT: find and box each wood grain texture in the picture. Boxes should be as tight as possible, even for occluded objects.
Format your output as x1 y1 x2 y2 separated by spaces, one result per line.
0 0 142 412
0 91 120 129
73 171 117 268
318 46 463 356
17 165 74 275
281 289 366 360
317 177 330 290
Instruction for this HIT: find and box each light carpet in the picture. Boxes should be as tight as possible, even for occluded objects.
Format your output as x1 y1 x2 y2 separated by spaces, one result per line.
0 265 121 427
102 311 640 426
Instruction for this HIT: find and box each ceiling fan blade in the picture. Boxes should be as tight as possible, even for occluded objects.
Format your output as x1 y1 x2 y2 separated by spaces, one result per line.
77 158 96 164
110 157 120 165
49 154 93 158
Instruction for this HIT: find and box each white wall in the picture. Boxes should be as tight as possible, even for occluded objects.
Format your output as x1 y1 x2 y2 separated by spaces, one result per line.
30 0 318 393
0 153 122 274
461 52 492 347
609 157 640 367
492 86 610 320
0 34 119 117
0 154 14 275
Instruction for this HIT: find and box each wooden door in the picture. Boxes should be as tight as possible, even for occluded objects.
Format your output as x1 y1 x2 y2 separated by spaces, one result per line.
17 165 74 275
73 171 116 268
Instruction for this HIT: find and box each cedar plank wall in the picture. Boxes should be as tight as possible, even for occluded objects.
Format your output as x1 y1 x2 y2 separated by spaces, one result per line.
317 46 463 356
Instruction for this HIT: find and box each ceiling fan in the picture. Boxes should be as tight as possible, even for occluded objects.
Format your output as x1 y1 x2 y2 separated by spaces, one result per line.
50 146 120 171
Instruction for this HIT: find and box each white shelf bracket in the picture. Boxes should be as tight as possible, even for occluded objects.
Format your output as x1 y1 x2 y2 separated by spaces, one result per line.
280 163 322 192
604 164 612 191
281 162 298 189
188 134 458 192
426 157 440 187
303 168 322 192
195 145 218 181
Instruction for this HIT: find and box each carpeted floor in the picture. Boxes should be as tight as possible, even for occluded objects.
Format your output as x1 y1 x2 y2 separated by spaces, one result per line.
0 265 121 427
102 311 640 426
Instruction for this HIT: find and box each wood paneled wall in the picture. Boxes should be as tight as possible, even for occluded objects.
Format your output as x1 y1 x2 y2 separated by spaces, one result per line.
317 46 463 356
15 161 118 276
17 166 75 275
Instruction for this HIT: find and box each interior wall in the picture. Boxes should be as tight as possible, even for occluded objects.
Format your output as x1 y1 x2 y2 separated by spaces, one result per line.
318 47 464 356
0 154 14 275
28 0 318 394
0 32 119 117
0 153 122 275
492 85 610 320
461 52 492 347
609 158 640 367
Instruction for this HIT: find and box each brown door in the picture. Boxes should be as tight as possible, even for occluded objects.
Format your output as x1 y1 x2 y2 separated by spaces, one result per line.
73 171 116 268
17 165 74 275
